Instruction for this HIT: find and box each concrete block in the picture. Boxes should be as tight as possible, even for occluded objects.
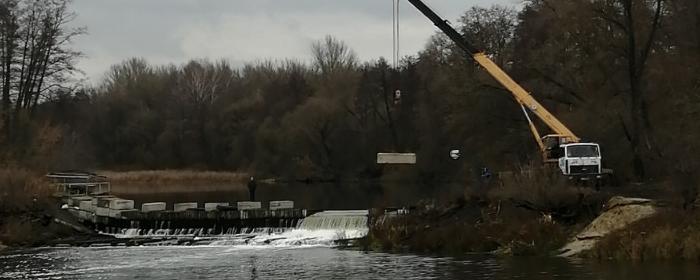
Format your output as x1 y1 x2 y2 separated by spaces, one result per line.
91 195 115 206
109 209 138 219
96 197 116 208
376 153 416 164
205 203 229 211
69 196 92 207
79 201 94 212
269 200 294 210
109 199 134 210
237 201 261 210
142 202 166 213
174 202 198 212
95 207 110 217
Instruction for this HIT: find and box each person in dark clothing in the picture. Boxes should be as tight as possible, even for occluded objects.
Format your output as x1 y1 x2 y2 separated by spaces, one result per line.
247 176 257 201
480 167 492 179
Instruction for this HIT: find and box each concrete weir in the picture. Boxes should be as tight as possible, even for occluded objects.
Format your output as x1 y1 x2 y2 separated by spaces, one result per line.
64 198 306 236
100 207 306 235
48 172 311 237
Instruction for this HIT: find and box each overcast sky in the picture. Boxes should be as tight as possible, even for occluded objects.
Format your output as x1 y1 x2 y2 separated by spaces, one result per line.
69 0 521 84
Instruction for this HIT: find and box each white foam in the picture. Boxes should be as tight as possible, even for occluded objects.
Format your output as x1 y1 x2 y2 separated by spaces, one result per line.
102 210 369 248
207 228 367 247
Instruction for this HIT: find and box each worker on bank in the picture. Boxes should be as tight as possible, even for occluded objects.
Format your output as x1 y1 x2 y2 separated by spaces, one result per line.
480 167 492 180
247 176 257 201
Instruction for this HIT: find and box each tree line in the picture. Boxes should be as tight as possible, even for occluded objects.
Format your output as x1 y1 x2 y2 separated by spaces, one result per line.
0 0 82 163
1 0 698 187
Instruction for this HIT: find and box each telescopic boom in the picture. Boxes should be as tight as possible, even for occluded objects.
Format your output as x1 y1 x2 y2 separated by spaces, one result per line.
407 0 581 156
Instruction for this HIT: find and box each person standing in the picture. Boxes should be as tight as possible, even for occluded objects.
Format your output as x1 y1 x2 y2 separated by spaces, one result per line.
247 176 257 201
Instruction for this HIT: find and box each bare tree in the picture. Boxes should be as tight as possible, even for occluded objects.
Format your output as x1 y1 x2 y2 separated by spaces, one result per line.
103 57 152 92
311 35 358 76
0 0 83 139
459 5 518 67
177 60 233 109
594 0 664 179
0 0 19 133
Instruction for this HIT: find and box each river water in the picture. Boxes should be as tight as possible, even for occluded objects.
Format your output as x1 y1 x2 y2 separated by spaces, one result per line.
2 245 699 279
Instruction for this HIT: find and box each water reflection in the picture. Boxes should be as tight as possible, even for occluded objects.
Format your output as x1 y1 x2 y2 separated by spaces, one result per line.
2 247 700 280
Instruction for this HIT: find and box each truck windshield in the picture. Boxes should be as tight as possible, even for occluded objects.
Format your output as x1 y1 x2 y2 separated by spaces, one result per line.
567 145 599 157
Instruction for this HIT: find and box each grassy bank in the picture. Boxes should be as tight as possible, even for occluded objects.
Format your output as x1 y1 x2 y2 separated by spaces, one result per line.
361 172 700 260
360 199 574 256
359 168 612 256
584 208 700 262
0 168 77 247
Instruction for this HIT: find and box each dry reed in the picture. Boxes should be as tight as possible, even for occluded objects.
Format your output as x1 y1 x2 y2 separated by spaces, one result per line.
100 170 249 185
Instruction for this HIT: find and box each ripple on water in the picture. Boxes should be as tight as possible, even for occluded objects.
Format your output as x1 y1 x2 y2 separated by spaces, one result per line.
2 246 700 279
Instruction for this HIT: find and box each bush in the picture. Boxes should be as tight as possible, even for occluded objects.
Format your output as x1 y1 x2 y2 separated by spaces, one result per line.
0 168 55 246
486 165 605 224
0 168 50 214
362 198 570 256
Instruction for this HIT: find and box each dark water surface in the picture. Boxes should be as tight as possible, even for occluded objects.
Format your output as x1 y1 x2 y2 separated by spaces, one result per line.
1 246 698 279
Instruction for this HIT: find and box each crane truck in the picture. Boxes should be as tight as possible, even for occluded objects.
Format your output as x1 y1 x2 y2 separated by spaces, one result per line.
407 0 607 180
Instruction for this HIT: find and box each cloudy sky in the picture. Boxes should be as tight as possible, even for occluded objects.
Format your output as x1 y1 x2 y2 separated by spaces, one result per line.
69 0 521 84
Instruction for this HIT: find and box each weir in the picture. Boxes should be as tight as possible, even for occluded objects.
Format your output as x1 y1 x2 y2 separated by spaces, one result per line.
84 208 306 236
100 210 369 237
96 210 371 247
298 210 369 231
48 172 370 245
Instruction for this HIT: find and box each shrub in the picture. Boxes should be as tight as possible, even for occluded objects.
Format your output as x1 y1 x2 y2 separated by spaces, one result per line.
363 199 571 256
487 164 605 224
0 168 50 214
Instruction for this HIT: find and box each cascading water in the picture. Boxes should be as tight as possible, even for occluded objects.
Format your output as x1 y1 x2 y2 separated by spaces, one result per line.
297 210 369 231
106 210 370 248
208 210 369 247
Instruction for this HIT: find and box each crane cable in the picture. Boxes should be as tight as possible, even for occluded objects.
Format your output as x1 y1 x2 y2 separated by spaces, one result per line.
392 0 400 69
391 0 403 105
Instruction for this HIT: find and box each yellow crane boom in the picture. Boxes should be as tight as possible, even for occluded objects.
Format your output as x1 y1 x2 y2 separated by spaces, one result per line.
407 0 580 161
472 53 580 141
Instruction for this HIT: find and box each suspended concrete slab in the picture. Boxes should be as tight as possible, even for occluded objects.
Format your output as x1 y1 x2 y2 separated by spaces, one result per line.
376 153 416 164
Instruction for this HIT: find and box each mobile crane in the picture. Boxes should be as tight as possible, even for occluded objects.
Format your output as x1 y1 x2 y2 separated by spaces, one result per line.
407 0 605 179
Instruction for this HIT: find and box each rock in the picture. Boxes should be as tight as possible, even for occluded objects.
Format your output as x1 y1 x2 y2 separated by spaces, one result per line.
0 242 7 252
494 241 536 256
558 196 657 257
604 196 653 210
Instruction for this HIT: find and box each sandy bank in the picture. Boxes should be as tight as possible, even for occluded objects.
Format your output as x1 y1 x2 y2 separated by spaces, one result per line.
558 196 657 257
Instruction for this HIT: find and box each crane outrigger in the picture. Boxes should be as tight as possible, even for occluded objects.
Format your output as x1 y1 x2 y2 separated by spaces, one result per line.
407 0 607 179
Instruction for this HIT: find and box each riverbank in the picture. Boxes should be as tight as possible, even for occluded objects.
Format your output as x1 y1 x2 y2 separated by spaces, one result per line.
359 191 700 262
0 168 109 249
583 208 700 261
0 209 105 249
359 198 582 256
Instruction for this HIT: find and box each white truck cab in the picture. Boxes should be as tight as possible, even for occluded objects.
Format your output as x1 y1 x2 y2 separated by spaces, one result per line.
558 143 602 178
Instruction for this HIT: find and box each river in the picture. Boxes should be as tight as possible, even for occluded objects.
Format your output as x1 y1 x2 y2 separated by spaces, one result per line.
2 245 699 279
